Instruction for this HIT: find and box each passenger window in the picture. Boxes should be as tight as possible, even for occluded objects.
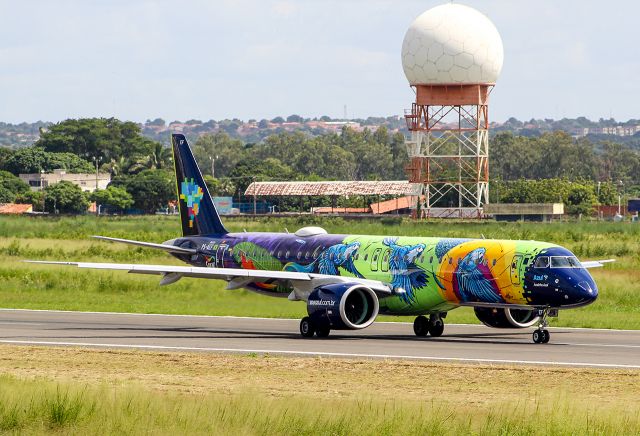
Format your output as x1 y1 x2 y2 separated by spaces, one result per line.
277 251 282 258
381 250 390 272
492 259 497 267
297 252 302 260
370 248 381 271
285 251 290 258
534 256 549 268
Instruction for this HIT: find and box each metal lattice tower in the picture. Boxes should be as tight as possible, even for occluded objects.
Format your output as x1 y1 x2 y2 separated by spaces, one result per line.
404 84 492 219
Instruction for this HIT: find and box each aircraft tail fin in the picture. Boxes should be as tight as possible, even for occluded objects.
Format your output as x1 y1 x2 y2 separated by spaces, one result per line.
171 134 228 236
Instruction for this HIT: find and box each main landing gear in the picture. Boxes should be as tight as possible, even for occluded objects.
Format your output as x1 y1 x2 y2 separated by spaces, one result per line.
413 314 445 338
299 317 330 338
532 308 552 344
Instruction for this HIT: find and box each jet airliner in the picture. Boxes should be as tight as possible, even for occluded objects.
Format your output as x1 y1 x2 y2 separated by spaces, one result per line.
31 134 612 344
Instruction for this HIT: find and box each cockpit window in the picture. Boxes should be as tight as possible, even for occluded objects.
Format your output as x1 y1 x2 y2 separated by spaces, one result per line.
567 257 582 268
534 256 549 268
550 256 582 268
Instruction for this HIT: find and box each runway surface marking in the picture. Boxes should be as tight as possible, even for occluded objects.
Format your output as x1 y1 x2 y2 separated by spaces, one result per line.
1 309 640 368
2 339 640 369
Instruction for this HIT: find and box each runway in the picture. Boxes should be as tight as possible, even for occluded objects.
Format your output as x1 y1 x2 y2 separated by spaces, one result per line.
1 309 639 369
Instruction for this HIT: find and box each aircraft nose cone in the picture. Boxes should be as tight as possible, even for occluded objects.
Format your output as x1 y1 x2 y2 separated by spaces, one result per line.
577 278 598 304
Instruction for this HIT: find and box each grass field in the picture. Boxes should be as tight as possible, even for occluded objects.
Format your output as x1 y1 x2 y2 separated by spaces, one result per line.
0 345 638 434
1 215 639 328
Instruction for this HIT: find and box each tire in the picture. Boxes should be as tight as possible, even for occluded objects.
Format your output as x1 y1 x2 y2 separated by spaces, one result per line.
300 317 315 338
541 330 550 343
315 325 331 338
532 330 542 344
413 316 429 337
428 319 444 337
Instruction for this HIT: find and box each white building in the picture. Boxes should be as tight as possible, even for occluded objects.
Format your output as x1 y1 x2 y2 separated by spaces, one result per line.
20 169 111 192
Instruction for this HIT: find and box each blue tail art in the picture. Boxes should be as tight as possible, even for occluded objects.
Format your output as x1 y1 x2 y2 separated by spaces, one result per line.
171 134 228 236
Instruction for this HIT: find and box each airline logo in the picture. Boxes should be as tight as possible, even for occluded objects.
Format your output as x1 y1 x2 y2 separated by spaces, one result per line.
180 178 203 228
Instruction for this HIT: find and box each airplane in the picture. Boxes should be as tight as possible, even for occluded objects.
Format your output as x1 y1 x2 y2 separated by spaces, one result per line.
30 134 613 344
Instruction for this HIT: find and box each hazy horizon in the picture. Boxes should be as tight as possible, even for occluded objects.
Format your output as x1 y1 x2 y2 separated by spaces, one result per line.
1 0 637 124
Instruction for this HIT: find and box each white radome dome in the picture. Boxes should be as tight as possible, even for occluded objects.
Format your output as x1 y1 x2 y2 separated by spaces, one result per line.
401 3 504 85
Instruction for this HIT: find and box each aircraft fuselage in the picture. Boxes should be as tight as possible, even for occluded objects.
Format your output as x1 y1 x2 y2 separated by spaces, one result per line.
169 231 598 316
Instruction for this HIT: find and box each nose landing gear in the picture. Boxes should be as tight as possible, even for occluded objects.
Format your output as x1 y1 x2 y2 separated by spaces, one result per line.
532 308 552 344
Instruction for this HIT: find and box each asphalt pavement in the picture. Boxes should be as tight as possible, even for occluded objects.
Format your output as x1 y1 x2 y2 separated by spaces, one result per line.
1 309 639 368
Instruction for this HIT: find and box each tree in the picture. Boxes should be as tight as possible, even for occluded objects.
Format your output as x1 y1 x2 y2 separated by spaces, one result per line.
193 133 245 178
15 190 44 211
286 114 303 123
110 170 175 213
0 147 14 171
228 158 294 195
0 171 30 203
566 184 597 216
146 118 165 126
90 186 134 212
43 181 89 214
5 147 95 174
35 118 162 167
203 175 236 197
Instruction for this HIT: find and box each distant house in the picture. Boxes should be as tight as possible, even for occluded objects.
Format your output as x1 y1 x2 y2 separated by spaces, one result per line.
19 169 110 192
0 203 33 214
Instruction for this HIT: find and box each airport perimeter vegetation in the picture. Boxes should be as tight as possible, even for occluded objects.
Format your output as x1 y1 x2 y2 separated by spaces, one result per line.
1 214 640 434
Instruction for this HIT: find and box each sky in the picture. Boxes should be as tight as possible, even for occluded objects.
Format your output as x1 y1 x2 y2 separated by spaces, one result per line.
0 0 638 124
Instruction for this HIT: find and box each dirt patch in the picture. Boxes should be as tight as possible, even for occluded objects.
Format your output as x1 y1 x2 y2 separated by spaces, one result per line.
1 345 639 408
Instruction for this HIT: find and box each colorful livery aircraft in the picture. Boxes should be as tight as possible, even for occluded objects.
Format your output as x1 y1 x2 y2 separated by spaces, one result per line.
31 134 612 344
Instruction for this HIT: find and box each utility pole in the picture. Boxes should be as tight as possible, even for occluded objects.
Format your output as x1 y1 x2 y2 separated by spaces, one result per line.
94 156 101 216
209 155 219 178
253 176 257 215
94 156 101 191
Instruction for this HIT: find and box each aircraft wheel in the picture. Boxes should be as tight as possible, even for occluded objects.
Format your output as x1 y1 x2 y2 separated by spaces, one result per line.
542 329 550 343
428 318 444 337
413 316 429 337
300 317 315 338
315 325 331 338
533 329 549 344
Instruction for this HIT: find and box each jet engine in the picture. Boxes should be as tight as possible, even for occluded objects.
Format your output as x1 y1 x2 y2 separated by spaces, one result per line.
307 283 379 330
474 307 540 328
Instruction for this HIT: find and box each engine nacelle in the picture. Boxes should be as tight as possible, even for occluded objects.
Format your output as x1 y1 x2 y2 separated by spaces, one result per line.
307 283 379 330
474 307 540 328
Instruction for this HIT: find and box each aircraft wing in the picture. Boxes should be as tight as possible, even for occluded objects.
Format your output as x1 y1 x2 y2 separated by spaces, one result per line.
25 261 393 296
581 259 615 269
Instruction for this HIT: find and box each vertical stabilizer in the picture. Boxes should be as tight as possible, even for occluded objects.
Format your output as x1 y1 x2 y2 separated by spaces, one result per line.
171 134 228 236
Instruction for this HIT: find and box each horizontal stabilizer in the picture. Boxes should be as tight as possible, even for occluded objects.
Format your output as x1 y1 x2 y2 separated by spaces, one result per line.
91 236 196 255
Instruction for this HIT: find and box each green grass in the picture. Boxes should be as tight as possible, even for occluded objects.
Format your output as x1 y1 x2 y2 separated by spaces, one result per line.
2 374 637 435
1 215 639 328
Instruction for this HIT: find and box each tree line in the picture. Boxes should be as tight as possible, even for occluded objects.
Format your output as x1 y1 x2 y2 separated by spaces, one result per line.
0 118 638 215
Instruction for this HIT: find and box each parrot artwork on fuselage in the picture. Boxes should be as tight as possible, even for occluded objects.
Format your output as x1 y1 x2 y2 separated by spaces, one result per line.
31 134 612 344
